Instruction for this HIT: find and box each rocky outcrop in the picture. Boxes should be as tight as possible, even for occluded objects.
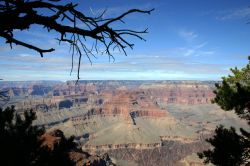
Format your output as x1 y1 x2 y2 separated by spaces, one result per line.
82 143 162 152
41 130 116 166
59 99 73 109
130 110 167 118
82 133 210 152
160 136 198 143
87 139 210 166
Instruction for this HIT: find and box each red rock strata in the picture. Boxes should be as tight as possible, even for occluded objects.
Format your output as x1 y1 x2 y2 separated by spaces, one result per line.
139 83 215 104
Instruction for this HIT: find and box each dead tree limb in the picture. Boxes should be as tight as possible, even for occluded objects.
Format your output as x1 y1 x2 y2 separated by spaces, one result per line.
0 0 154 79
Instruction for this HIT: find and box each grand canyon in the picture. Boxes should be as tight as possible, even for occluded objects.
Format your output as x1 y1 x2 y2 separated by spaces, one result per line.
0 80 248 166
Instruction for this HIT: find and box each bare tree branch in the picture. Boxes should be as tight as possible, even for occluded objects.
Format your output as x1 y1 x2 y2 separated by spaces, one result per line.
0 0 154 79
0 32 55 57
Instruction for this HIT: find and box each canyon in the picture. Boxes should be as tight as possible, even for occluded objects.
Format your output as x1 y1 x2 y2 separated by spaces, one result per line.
0 80 248 166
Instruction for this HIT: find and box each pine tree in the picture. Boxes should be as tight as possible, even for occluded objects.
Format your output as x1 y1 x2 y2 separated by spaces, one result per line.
0 106 76 166
198 57 250 166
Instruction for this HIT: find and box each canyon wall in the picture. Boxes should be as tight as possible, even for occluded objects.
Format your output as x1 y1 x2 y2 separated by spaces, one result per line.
1 81 221 166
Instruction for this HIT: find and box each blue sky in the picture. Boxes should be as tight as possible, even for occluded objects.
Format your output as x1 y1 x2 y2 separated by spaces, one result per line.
1 0 250 81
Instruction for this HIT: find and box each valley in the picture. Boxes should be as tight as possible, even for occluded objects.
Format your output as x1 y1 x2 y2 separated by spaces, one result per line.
0 80 248 166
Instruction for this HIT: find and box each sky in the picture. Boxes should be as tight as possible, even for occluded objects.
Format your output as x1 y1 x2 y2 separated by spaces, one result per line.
1 0 250 81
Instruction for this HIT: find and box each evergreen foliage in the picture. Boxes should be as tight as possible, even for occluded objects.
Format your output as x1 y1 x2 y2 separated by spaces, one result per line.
198 57 250 166
0 106 76 166
198 126 249 166
213 57 250 123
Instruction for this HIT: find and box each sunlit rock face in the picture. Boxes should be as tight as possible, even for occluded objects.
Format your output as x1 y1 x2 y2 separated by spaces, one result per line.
138 81 215 104
2 80 248 166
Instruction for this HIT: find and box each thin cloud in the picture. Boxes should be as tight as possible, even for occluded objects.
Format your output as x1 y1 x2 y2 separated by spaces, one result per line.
174 44 214 57
194 42 207 49
217 7 250 20
19 53 32 57
176 29 214 57
0 52 230 81
178 30 198 42
88 2 156 18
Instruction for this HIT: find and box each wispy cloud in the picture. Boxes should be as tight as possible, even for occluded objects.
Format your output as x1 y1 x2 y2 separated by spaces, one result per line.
178 47 215 57
19 53 32 57
176 29 214 57
0 51 230 81
88 2 155 18
177 29 214 57
178 30 198 42
217 7 250 20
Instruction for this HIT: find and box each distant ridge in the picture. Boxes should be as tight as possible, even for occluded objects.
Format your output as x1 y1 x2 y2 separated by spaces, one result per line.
0 80 62 88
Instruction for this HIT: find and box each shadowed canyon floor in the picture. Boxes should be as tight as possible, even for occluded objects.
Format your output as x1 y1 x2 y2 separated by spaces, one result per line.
1 81 248 166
